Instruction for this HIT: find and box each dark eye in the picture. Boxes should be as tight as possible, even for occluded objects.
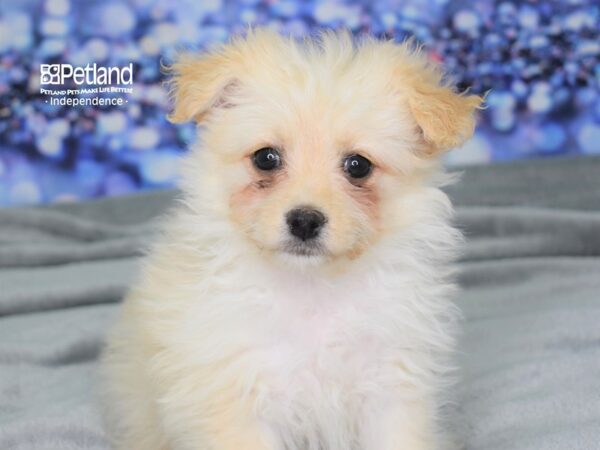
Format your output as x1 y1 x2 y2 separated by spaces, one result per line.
253 147 281 171
343 154 372 179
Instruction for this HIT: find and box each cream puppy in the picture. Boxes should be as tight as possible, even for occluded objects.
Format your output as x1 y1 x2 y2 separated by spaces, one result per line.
100 29 482 450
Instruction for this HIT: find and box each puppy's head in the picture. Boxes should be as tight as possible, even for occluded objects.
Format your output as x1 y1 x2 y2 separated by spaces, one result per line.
169 29 482 267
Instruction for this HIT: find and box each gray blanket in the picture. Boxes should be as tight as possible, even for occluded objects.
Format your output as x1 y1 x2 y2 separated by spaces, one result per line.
1 156 599 450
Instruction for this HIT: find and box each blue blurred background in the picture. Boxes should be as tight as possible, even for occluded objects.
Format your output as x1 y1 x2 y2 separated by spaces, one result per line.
0 0 599 206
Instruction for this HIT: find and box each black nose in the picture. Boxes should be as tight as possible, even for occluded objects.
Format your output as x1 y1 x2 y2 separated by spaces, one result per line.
286 208 327 241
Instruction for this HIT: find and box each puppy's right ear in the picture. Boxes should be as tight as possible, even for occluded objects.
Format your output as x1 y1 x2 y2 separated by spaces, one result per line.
166 51 237 124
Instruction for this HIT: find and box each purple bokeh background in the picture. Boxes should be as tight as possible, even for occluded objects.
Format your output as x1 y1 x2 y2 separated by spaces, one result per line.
0 0 599 205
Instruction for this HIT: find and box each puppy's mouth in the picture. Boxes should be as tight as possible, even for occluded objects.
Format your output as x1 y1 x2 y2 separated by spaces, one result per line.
281 238 326 257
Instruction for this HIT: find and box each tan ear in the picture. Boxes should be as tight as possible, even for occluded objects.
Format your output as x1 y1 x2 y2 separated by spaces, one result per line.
166 50 236 124
408 82 483 154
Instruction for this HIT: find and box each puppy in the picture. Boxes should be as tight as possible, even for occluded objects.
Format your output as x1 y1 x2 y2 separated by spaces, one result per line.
100 29 482 450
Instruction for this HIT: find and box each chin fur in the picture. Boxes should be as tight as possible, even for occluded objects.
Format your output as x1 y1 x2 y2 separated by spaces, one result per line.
277 251 328 269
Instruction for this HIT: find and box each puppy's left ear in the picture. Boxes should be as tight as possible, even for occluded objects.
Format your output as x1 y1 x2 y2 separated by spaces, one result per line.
407 81 483 155
166 51 237 124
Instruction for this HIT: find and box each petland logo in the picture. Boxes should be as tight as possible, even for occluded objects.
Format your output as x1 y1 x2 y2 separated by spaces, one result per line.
39 63 134 107
40 63 133 85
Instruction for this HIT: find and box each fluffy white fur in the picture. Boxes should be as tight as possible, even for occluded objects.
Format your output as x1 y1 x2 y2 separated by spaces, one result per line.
100 29 481 450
